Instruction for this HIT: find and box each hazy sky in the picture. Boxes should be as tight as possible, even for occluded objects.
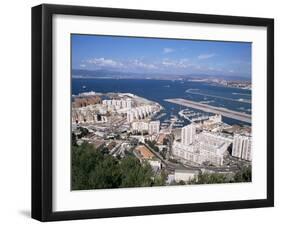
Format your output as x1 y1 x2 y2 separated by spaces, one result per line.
72 34 251 78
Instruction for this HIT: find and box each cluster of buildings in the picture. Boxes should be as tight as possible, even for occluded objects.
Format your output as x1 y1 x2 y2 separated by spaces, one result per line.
102 98 132 110
72 91 252 185
127 105 154 122
72 105 108 124
172 123 250 166
205 79 252 90
72 94 159 125
131 120 160 135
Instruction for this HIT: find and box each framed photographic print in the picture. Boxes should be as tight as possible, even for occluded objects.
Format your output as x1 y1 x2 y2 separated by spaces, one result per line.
32 4 274 221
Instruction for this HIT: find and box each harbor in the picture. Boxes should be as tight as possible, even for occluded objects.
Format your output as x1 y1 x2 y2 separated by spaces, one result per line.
179 109 210 122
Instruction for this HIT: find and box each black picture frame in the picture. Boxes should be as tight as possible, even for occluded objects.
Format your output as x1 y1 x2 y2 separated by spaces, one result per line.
32 3 274 222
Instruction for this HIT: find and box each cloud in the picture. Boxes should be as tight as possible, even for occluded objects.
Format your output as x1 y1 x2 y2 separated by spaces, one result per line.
161 58 191 68
131 59 157 69
162 59 176 67
86 58 124 68
163 48 174 54
198 53 216 60
82 56 231 75
178 58 191 68
85 57 160 70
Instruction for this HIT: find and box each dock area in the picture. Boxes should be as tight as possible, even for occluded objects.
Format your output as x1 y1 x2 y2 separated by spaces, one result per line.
165 98 251 123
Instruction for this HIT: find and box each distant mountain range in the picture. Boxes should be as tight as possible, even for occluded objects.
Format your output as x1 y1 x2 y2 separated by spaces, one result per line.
72 69 251 81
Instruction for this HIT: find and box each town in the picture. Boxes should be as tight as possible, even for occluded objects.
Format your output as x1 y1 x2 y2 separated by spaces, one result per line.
72 91 252 187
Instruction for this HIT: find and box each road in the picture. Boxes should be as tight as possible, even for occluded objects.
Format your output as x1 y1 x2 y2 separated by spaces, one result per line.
165 98 251 123
144 144 183 171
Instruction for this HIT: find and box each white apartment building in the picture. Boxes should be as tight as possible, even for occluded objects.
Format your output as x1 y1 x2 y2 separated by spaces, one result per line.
72 107 108 124
131 120 160 135
148 121 160 135
199 131 233 147
102 98 132 110
181 124 196 145
131 121 149 132
232 134 252 161
126 105 154 122
173 130 231 166
127 111 134 123
172 141 201 163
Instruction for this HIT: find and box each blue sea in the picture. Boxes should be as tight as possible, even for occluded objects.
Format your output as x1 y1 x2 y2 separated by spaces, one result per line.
72 78 251 126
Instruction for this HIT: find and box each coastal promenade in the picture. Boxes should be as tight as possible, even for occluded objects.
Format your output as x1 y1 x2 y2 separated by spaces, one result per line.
165 98 251 123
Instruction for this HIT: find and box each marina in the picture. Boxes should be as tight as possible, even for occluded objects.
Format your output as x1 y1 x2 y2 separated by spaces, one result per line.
179 109 210 122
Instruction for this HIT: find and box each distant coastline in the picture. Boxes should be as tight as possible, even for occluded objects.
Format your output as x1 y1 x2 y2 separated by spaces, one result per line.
72 69 252 82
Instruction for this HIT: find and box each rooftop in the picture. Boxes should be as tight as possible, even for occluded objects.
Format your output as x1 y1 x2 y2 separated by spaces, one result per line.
135 145 155 159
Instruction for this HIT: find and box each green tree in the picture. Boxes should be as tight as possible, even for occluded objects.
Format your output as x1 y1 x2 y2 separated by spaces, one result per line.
72 132 77 146
188 172 230 185
71 143 157 190
234 166 252 182
153 170 167 186
178 180 186 185
88 157 121 189
187 166 252 185
119 157 153 187
71 143 104 190
77 127 89 138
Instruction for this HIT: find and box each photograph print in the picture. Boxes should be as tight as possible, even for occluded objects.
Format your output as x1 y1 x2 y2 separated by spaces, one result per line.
71 34 252 191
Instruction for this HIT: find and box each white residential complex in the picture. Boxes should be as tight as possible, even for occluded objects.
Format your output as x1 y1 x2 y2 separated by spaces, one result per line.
127 105 154 122
172 124 232 166
148 121 160 135
131 121 149 132
102 98 132 110
72 94 160 127
181 124 196 145
72 105 108 123
232 134 252 161
131 120 160 135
